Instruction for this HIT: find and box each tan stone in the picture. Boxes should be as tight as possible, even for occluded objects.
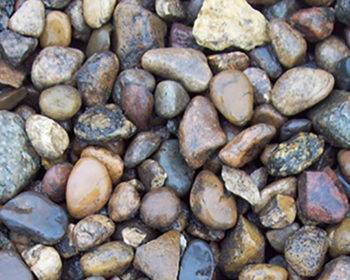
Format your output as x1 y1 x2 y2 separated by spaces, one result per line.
83 0 117 29
239 264 288 280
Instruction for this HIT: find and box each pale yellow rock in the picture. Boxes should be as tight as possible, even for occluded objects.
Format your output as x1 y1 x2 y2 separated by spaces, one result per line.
193 0 270 51
83 0 117 29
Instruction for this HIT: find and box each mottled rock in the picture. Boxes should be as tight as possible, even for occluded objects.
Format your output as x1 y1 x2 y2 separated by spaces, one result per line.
335 0 350 26
169 23 200 49
83 0 116 29
65 0 91 42
243 67 272 105
280 119 312 141
155 0 186 22
318 256 350 280
86 24 112 57
137 159 167 190
335 56 350 90
251 104 287 129
0 59 25 88
208 52 250 73
239 264 288 280
328 218 350 257
266 223 300 253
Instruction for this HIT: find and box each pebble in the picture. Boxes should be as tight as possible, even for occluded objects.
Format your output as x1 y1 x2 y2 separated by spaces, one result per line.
318 256 350 280
40 11 72 48
328 218 350 257
31 46 84 90
193 0 269 51
8 0 45 37
137 159 167 190
263 0 301 20
134 230 180 280
335 0 350 26
190 170 237 230
210 70 254 126
185 0 204 23
179 240 215 280
108 180 141 222
155 0 186 22
86 24 112 57
219 216 265 277
251 104 287 129
153 139 194 196
55 223 78 259
140 187 180 230
187 216 225 242
0 250 33 280
298 167 349 224
26 114 69 159
0 58 25 88
0 29 37 67
80 241 134 278
65 0 91 42
42 0 70 8
279 119 312 141
266 223 300 253
271 67 334 116
169 23 200 49
308 90 350 148
238 264 288 280
114 2 167 69
0 191 68 245
338 150 350 181
304 0 334 5
335 56 350 90
250 167 269 190
219 124 276 168
72 214 115 251
285 226 328 277
208 51 250 73
0 111 39 203
39 85 82 121
74 104 136 142
269 19 307 68
66 157 112 219
142 48 212 93
243 67 272 104
83 0 116 29
266 133 325 176
15 104 36 121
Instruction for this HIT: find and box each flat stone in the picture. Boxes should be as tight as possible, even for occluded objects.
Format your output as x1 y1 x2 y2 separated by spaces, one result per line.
0 59 25 88
208 51 250 73
0 250 33 280
83 0 116 29
243 67 272 104
239 264 288 280
328 218 350 257
318 256 350 280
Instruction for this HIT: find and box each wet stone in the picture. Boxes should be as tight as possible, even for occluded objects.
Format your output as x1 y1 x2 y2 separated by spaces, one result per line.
65 0 91 42
155 0 186 22
251 104 287 130
335 56 350 90
266 223 300 253
279 119 312 141
86 24 112 57
169 23 200 49
137 159 167 190
208 51 250 73
83 0 116 29
238 264 288 280
243 67 272 105
318 256 350 280
328 218 350 257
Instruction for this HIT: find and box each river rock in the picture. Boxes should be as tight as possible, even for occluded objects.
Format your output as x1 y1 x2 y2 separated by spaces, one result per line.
279 119 312 141
0 59 25 88
239 264 288 280
155 0 186 22
83 0 116 29
338 149 350 181
266 223 300 253
208 51 250 73
328 218 350 257
65 0 91 42
0 87 27 111
263 0 301 20
335 0 350 26
86 24 112 57
335 56 350 90
0 250 33 280
318 256 350 280
243 67 272 104
170 23 200 49
251 104 287 129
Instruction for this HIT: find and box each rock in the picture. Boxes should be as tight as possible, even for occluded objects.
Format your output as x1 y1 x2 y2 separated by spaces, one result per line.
193 0 269 51
179 96 226 169
80 241 134 278
137 159 167 190
263 0 301 20
260 144 278 166
86 24 112 57
208 51 250 73
66 157 112 219
169 23 200 49
308 90 350 148
222 166 261 206
0 111 39 203
31 47 84 90
74 104 136 142
83 0 116 29
338 150 350 181
285 226 328 277
210 70 254 126
140 187 180 229
318 256 350 280
154 80 190 119
39 85 82 121
238 264 288 280
190 170 237 230
219 124 276 168
0 250 33 280
40 11 72 48
280 119 312 141
328 218 350 257
42 0 70 8
304 0 334 5
219 216 265 277
65 0 91 42
114 2 167 69
0 87 27 111
266 133 324 176
179 240 215 280
0 59 25 88
251 104 287 129
243 67 272 105
187 215 225 242
271 67 334 116
266 223 300 253
155 0 186 22
0 191 68 245
108 180 141 222
15 105 36 121
26 114 69 159
134 230 180 280
297 167 349 224
250 167 269 190
142 48 212 92
335 56 350 90
8 0 45 37
72 214 115 251
55 223 78 259
335 0 350 26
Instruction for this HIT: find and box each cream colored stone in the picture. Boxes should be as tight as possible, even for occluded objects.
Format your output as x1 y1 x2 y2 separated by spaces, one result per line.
83 0 117 29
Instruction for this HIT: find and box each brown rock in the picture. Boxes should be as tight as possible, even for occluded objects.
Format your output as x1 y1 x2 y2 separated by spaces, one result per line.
244 67 272 105
318 256 350 280
266 223 300 253
328 218 350 257
251 104 287 129
208 51 250 73
239 264 288 280
260 143 278 166
338 149 350 181
137 159 167 190
0 59 25 88
0 87 27 110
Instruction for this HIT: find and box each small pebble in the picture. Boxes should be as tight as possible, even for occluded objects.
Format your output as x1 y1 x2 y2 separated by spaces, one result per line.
170 23 200 49
137 159 167 190
263 0 301 20
251 104 287 129
335 56 350 90
42 0 70 8
335 0 350 26
0 250 33 280
0 58 26 88
266 223 300 253
0 87 27 111
86 24 112 57
155 0 186 22
318 256 350 280
338 150 350 181
279 119 312 141
65 0 91 42
243 67 272 104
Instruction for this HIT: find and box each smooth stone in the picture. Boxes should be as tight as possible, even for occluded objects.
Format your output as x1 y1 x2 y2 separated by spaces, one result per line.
0 250 33 280
8 0 45 37
185 0 204 23
142 48 212 93
335 56 350 90
210 70 254 126
208 51 250 73
338 149 350 181
83 0 117 29
133 230 180 280
266 223 300 253
65 0 91 42
179 96 226 169
238 264 288 280
328 218 350 257
318 256 350 280
42 0 70 8
114 2 167 69
0 87 27 112
271 67 334 116
137 159 167 190
0 59 25 88
66 157 112 219
186 215 225 242
31 47 84 90
251 104 287 129
155 0 186 22
335 0 350 26
192 0 269 51
169 23 200 49
280 119 312 141
263 0 301 20
243 67 272 104
86 24 112 57
39 85 82 121
0 191 68 245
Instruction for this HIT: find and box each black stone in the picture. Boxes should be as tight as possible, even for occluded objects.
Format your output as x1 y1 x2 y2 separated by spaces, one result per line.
263 0 301 21
62 256 84 280
279 119 312 141
335 56 350 90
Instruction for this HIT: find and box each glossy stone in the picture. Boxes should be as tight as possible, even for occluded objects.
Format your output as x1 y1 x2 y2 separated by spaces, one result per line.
243 67 272 104
279 119 312 141
208 51 250 73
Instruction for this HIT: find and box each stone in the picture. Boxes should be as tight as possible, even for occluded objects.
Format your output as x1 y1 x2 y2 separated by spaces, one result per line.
328 218 350 257
61 256 84 280
219 124 276 168
251 104 287 129
179 96 226 169
39 85 82 121
335 56 350 90
190 170 237 230
297 167 349 224
243 67 272 105
260 144 278 166
193 0 269 51
0 111 39 203
169 23 200 49
179 240 215 280
134 230 180 280
219 216 265 277
65 0 91 42
238 264 288 280
266 133 325 176
86 24 112 57
0 59 25 88
42 0 70 8
83 0 117 29
114 2 167 69
31 47 84 90
338 150 350 181
0 191 68 245
185 0 204 23
266 223 300 253
208 51 250 73
263 0 301 20
72 214 115 251
271 67 334 116
304 0 334 5
0 87 27 111
55 224 78 259
155 0 186 22
137 159 167 190
66 157 112 219
269 19 307 68
0 250 33 280
187 215 225 242
285 226 328 277
8 0 45 37
335 0 350 26
250 167 269 190
40 11 72 48
318 256 350 280
308 90 350 148
26 114 69 159
80 241 134 278
280 119 312 141
15 105 36 121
